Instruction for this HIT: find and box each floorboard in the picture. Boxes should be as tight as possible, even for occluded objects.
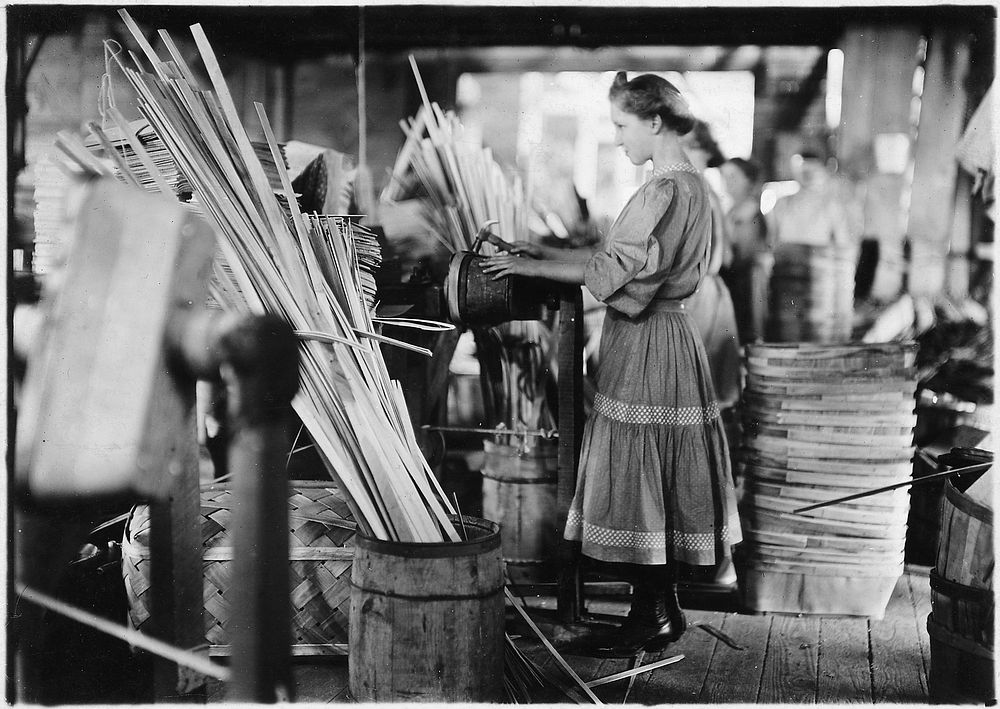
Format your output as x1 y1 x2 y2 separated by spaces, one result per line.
817 617 872 703
291 660 348 703
699 612 772 703
203 571 932 703
870 574 929 704
635 610 724 704
906 569 933 681
759 614 821 703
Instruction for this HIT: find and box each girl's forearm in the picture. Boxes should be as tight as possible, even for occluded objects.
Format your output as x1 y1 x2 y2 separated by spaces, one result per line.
532 259 587 285
540 243 599 264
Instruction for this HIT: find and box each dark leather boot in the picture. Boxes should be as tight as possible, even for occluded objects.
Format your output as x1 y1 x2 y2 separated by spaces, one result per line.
585 582 687 658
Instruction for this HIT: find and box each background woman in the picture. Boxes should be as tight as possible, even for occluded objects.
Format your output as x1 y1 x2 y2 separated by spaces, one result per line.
721 157 771 344
680 120 742 412
482 72 741 657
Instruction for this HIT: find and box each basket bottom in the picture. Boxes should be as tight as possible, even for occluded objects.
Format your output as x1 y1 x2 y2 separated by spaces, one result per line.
740 566 898 618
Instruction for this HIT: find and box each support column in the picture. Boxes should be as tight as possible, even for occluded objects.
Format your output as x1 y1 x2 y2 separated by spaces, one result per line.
908 27 971 298
837 25 922 302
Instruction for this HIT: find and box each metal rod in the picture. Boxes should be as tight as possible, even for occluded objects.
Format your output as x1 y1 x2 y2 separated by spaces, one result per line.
792 461 992 514
422 425 557 439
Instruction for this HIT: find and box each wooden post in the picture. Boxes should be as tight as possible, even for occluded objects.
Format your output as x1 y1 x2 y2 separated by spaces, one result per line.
946 170 974 299
216 315 300 702
907 27 971 298
556 287 584 623
148 412 207 702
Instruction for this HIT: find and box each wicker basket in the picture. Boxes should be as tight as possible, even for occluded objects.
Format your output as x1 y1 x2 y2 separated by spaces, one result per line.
122 481 356 656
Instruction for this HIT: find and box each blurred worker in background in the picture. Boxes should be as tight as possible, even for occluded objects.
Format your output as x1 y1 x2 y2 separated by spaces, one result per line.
720 157 771 344
767 148 852 248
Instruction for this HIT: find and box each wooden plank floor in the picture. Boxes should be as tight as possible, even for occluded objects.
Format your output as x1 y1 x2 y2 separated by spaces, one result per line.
207 570 932 703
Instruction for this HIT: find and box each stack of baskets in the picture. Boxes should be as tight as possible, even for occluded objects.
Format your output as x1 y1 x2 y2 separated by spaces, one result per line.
738 342 918 618
123 481 356 655
767 243 855 343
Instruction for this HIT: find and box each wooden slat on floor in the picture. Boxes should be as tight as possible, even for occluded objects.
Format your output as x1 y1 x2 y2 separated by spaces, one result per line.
818 617 872 703
759 614 821 703
700 612 772 703
870 574 929 704
636 610 725 703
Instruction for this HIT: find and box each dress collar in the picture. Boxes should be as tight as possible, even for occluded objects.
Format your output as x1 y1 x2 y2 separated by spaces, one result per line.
650 162 700 178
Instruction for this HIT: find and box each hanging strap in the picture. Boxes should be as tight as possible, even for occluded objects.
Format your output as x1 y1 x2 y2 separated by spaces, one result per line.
99 39 124 132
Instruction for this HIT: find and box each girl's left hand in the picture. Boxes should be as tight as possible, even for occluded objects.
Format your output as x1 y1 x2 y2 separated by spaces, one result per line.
480 254 538 280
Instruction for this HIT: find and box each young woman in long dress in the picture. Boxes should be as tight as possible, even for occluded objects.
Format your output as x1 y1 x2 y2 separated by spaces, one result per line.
482 72 741 656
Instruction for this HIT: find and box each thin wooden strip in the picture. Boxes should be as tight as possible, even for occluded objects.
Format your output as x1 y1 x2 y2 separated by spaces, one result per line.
17 582 229 681
503 587 602 704
85 123 144 189
118 9 169 81
106 106 173 195
189 24 304 291
157 29 200 87
585 654 684 688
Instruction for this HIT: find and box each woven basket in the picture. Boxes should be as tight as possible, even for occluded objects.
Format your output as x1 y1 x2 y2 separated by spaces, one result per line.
122 481 356 656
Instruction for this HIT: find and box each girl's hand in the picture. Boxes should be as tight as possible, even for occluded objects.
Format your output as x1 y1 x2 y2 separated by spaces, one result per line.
480 254 539 280
505 241 543 258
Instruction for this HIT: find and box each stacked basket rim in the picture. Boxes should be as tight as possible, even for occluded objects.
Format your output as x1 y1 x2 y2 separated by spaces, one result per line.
738 341 918 619
767 242 856 343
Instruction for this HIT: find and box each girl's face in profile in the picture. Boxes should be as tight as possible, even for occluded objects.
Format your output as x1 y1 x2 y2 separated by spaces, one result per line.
611 102 654 166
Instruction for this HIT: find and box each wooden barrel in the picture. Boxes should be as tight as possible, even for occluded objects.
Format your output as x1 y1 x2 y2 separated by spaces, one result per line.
907 446 990 568
348 515 504 702
928 457 994 703
481 439 558 575
935 475 993 590
927 614 995 703
930 570 994 647
445 251 547 327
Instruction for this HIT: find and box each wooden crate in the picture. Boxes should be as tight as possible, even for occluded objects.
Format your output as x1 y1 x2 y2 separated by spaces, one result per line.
122 481 355 655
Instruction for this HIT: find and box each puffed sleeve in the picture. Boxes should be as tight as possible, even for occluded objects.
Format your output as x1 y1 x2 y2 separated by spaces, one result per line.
584 180 680 317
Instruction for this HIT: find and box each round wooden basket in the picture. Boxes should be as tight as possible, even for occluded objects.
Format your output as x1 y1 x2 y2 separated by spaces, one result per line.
738 341 918 617
122 481 357 656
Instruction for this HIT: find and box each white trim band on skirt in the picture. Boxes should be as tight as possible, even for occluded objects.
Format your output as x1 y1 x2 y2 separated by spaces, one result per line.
593 392 721 426
565 510 736 553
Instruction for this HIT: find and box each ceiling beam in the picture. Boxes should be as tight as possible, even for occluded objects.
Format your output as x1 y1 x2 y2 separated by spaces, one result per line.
7 5 994 62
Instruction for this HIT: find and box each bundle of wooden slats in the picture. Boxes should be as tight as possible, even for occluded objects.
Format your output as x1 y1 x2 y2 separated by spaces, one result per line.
83 118 192 196
738 341 918 618
767 243 856 343
381 57 528 253
310 214 381 313
98 10 457 543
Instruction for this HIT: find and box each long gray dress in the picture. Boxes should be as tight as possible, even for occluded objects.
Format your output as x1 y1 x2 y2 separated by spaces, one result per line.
564 165 742 566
